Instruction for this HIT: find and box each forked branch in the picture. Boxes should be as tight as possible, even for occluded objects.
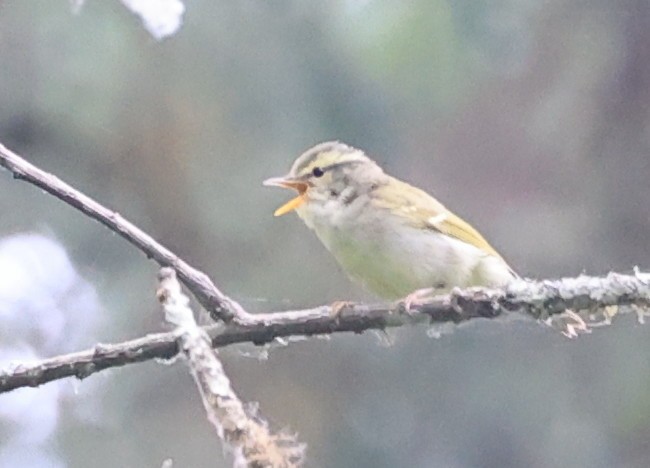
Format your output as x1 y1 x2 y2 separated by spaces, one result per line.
157 268 305 467
1 270 648 393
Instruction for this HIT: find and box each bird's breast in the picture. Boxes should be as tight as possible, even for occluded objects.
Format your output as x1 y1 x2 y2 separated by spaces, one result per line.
297 201 508 299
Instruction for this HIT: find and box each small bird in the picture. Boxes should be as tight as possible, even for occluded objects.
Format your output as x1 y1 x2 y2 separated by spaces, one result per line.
264 142 517 302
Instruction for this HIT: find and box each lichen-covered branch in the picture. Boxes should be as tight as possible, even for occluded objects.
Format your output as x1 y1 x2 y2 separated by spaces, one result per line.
157 268 305 468
1 271 648 394
0 142 250 323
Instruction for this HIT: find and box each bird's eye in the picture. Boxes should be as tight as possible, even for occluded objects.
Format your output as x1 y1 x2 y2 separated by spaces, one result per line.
312 167 324 178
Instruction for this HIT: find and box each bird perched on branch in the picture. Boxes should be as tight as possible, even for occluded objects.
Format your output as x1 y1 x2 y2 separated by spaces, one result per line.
264 141 517 303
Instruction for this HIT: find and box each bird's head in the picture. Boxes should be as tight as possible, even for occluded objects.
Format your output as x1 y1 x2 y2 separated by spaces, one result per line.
264 141 386 217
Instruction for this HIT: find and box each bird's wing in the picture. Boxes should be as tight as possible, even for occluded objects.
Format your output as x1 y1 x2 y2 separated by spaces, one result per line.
373 178 503 259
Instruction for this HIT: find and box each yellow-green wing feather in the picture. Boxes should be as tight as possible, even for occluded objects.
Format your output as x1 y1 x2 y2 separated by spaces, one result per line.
373 177 503 259
433 211 502 259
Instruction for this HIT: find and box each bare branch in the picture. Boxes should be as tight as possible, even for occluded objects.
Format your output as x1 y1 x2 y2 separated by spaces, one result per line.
1 271 648 394
0 142 250 323
157 268 305 468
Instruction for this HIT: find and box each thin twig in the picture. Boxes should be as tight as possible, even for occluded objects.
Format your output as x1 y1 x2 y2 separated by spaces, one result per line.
157 268 305 468
0 142 250 323
1 271 648 394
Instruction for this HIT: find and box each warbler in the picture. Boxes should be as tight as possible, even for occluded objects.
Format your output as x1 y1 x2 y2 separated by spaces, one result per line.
264 141 517 301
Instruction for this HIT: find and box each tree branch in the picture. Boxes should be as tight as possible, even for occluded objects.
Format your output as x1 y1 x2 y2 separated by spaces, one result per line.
0 142 250 323
157 268 305 467
1 271 648 394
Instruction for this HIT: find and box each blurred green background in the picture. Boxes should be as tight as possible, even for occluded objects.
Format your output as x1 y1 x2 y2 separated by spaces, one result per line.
1 0 649 466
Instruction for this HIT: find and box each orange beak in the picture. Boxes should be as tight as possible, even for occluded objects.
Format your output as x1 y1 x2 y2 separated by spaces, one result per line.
263 176 309 216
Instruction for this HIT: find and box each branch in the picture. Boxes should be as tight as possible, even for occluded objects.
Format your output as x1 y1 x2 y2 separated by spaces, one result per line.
0 142 250 323
1 271 648 394
157 268 305 467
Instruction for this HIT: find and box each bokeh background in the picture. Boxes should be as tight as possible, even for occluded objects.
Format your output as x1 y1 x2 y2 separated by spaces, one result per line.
1 0 650 466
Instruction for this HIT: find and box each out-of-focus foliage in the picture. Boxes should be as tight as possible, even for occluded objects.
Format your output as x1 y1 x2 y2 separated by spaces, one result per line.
0 0 649 467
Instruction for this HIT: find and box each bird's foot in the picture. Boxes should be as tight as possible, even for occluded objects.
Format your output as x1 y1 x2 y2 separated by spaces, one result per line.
329 300 354 319
400 287 437 315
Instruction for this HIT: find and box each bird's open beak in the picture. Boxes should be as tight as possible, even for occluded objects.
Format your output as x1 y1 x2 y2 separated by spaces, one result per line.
263 176 309 216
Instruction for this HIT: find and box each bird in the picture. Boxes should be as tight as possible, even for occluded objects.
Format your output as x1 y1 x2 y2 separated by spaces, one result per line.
263 141 517 303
